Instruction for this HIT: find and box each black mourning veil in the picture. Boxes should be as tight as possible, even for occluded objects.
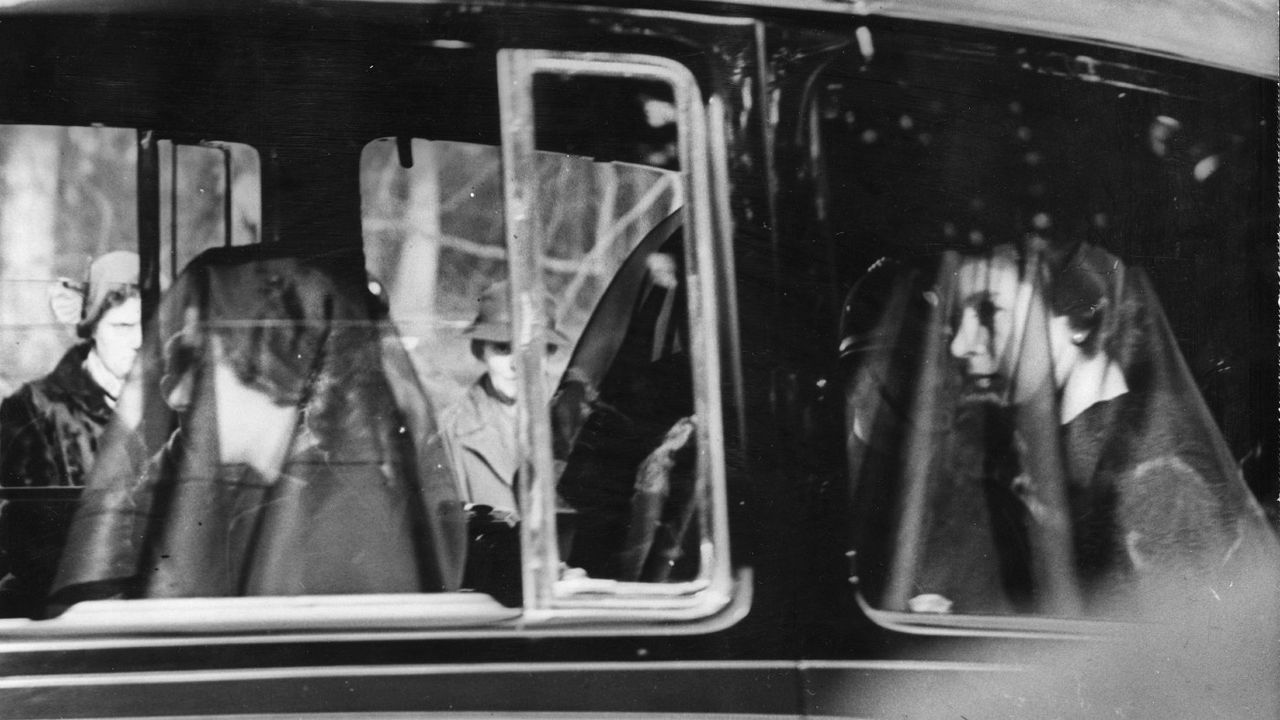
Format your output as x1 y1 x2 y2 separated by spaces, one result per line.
843 239 1278 618
50 247 467 607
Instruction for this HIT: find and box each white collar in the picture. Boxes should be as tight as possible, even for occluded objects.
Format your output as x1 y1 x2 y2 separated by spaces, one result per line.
1060 353 1128 425
83 348 125 406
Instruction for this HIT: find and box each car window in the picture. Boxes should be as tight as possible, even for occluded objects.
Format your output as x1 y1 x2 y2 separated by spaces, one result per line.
819 40 1278 623
0 126 259 620
361 135 686 604
0 125 141 399
0 52 734 630
156 139 260 285
361 138 680 412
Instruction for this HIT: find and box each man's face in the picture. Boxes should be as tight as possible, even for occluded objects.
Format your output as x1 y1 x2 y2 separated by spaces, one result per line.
949 252 1024 399
91 296 142 380
482 341 518 399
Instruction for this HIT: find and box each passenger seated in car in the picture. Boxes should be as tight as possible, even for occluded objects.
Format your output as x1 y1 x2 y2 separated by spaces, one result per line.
843 239 1278 617
945 241 1272 612
440 281 569 523
0 252 139 617
48 249 466 607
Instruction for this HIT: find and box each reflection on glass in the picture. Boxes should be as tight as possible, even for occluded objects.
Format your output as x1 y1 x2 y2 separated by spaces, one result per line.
361 136 694 591
554 223 699 583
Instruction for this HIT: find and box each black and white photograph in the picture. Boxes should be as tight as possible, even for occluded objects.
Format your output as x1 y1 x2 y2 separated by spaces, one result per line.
0 0 1275 717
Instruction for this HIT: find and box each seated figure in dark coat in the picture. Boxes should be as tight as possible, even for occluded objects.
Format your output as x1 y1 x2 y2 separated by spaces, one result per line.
440 280 570 522
0 251 139 618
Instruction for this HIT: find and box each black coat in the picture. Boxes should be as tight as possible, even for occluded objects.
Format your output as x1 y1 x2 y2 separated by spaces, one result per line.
0 343 113 616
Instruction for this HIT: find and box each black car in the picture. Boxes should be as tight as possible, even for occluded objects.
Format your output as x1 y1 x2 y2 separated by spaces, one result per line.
0 1 1275 717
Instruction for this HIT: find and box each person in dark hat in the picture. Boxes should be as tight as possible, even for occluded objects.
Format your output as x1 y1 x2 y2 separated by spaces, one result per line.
440 281 569 520
0 250 140 617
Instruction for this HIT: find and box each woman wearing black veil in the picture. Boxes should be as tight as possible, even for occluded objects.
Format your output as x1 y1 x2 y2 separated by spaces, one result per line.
49 248 467 608
843 238 1277 618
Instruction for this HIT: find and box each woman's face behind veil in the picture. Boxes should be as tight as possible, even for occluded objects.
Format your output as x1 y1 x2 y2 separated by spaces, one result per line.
948 248 1025 404
948 245 1084 406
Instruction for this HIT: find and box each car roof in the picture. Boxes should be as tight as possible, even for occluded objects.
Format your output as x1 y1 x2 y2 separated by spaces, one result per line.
2 0 1275 78
723 0 1277 79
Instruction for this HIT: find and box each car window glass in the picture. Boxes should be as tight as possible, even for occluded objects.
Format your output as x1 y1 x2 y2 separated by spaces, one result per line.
158 140 260 285
820 45 1278 621
0 126 260 619
361 134 684 600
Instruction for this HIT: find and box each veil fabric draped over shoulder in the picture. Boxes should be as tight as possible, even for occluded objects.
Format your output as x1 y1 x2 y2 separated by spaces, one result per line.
51 247 467 606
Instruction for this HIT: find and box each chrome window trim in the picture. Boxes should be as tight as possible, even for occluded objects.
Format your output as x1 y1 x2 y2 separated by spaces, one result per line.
497 50 735 625
0 594 521 636
0 571 754 648
854 592 1143 641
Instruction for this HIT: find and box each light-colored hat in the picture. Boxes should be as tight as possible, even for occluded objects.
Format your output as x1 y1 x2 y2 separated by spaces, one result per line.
77 251 140 337
463 281 570 347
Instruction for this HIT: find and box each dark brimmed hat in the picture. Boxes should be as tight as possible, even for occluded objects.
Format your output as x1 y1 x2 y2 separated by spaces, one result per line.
463 281 570 347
